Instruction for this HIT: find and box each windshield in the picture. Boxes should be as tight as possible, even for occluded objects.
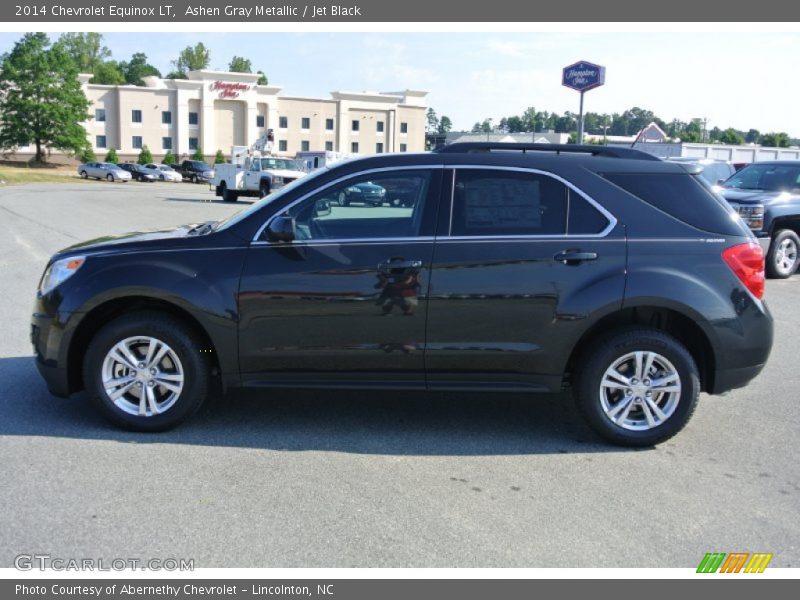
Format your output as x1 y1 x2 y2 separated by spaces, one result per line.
723 164 800 192
260 158 301 171
192 162 212 170
215 167 331 233
160 165 174 171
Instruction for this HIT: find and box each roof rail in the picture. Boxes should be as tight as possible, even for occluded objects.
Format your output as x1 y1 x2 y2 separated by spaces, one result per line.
436 142 661 161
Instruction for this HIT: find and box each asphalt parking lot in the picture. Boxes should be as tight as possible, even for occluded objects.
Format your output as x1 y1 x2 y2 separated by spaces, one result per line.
0 181 798 568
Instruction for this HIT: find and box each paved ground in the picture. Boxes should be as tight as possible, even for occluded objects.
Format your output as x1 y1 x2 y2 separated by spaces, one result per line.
0 182 797 568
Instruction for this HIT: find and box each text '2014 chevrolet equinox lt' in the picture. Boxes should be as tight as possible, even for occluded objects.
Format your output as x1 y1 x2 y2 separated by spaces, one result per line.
31 143 773 446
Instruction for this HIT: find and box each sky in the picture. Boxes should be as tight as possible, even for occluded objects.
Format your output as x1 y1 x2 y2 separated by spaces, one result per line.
1 31 799 136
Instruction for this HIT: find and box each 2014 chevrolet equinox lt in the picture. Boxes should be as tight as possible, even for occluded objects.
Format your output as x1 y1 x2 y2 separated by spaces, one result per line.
31 143 773 446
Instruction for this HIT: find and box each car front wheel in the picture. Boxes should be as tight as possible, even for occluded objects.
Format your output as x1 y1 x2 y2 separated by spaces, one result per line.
574 328 700 446
83 312 210 431
80 170 88 179
766 229 800 279
106 174 114 182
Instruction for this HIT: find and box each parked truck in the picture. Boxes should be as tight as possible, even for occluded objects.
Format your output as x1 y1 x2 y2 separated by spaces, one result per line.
209 133 307 202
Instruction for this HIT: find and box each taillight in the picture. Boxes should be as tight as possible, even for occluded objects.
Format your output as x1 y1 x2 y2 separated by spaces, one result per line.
722 243 765 299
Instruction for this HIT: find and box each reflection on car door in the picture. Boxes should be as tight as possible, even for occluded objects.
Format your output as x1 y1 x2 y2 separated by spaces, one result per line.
238 167 443 388
425 167 626 392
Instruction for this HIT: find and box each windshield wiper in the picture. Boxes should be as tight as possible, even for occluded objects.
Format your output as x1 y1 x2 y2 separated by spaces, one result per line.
187 221 217 235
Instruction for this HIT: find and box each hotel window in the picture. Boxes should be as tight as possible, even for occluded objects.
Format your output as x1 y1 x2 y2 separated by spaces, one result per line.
351 120 360 132
325 141 333 151
301 141 310 152
188 112 199 125
351 142 359 153
376 143 384 153
301 117 311 130
132 136 143 149
189 137 199 150
278 140 288 152
279 116 288 128
131 109 142 123
325 118 334 131
162 137 172 150
400 143 407 152
162 111 172 125
377 121 384 133
400 122 408 134
256 115 265 128
95 108 106 122
95 135 107 148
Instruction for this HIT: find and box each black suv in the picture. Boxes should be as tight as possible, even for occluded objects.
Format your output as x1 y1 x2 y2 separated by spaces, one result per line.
178 160 215 183
31 144 773 446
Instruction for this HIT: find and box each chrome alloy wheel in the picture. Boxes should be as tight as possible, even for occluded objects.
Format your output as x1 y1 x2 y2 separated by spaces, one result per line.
100 336 184 416
599 351 681 431
775 237 798 273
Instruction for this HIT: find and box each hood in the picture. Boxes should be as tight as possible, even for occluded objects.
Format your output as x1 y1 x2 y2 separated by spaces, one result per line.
52 225 195 260
720 188 798 205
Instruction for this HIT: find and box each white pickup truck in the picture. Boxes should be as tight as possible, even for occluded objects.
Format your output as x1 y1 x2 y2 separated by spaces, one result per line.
210 154 307 203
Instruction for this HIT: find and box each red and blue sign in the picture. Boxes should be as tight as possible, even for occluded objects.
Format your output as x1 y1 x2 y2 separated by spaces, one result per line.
562 61 606 92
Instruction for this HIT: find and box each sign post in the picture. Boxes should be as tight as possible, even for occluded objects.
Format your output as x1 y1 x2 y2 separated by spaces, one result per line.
562 61 606 144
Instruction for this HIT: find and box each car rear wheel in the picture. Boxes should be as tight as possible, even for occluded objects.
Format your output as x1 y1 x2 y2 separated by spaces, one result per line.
220 182 238 203
766 229 800 279
83 312 210 431
574 328 700 446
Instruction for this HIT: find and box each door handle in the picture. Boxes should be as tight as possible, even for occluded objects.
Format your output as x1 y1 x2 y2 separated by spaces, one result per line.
553 251 598 264
378 259 423 271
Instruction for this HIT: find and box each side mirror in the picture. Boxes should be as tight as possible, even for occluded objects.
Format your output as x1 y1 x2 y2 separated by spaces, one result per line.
314 199 332 217
266 215 296 243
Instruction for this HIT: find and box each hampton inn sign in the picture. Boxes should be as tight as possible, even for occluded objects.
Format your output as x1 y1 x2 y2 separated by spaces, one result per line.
210 80 251 98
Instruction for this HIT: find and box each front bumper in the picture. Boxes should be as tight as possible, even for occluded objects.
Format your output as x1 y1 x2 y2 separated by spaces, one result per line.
31 312 71 397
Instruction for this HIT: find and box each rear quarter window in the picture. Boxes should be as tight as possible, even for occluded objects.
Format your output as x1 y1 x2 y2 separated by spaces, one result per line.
601 172 744 236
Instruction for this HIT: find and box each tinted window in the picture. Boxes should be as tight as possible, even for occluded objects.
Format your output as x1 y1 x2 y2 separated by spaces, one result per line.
602 172 744 236
284 170 432 241
569 193 610 235
723 164 800 192
451 170 567 236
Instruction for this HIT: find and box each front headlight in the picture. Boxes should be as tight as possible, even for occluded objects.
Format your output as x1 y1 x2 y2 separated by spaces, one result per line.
39 256 85 295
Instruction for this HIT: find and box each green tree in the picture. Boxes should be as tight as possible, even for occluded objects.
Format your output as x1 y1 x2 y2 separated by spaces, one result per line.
214 149 226 164
679 119 703 143
0 33 91 163
426 108 439 134
162 150 176 165
718 128 745 145
760 132 791 148
171 42 210 78
192 147 205 161
228 56 253 72
745 128 760 144
257 70 268 85
91 61 125 85
119 52 161 86
438 115 452 134
57 33 110 73
104 148 119 163
78 146 96 163
137 145 153 165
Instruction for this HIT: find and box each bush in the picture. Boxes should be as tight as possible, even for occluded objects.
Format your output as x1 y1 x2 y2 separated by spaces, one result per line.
162 150 176 165
137 146 153 165
104 148 119 163
78 146 96 163
214 149 225 164
191 147 204 161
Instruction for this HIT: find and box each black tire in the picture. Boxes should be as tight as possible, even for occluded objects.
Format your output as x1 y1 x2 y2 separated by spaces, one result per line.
191 174 197 184
82 312 210 432
259 180 270 198
574 328 700 447
80 170 88 179
106 174 114 182
221 182 238 203
765 229 800 279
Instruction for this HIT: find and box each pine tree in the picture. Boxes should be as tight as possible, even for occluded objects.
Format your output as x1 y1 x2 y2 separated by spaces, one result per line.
162 150 176 165
104 148 119 163
214 149 225 164
0 33 91 163
137 145 153 165
192 147 204 161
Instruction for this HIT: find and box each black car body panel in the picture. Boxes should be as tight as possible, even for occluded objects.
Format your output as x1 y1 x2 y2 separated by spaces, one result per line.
32 145 773 408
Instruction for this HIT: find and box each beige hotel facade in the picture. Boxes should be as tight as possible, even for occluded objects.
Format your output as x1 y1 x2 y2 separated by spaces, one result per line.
75 69 428 162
